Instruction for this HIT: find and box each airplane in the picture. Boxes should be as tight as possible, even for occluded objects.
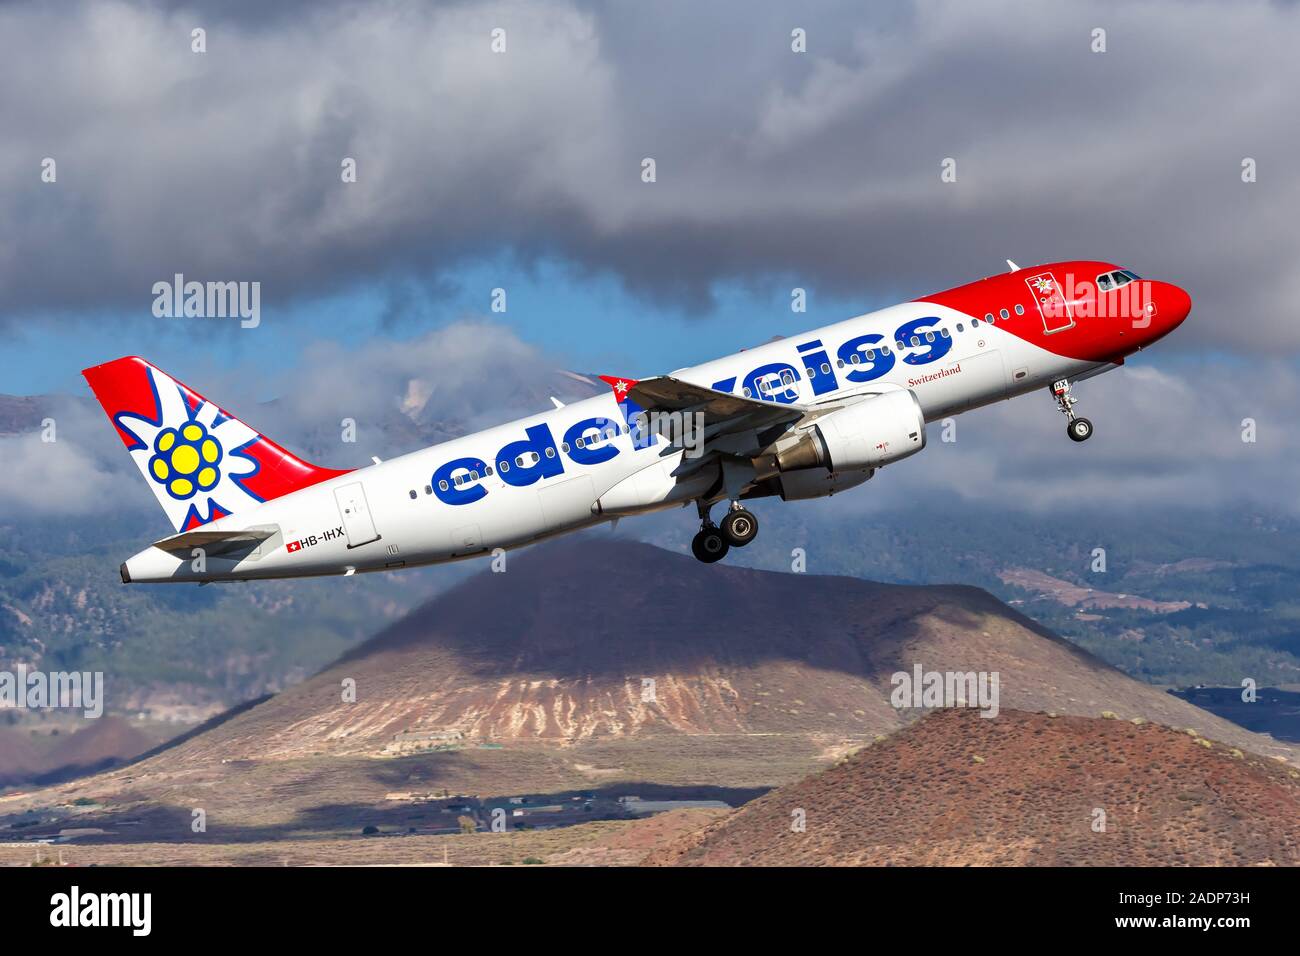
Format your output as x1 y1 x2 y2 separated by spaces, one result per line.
84 260 1191 583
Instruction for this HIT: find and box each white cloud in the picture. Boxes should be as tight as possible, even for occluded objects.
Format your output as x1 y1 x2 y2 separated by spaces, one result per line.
859 359 1300 513
0 0 1296 353
0 433 121 516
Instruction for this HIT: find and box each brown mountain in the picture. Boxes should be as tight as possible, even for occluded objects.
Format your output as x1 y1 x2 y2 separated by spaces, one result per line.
647 708 1300 866
0 718 159 788
159 537 1295 765
3 539 1297 854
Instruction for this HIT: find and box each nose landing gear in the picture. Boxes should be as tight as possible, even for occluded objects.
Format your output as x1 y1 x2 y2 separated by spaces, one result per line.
1053 379 1094 442
691 500 759 562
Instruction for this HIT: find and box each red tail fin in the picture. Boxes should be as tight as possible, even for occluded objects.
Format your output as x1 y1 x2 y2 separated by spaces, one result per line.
82 356 351 532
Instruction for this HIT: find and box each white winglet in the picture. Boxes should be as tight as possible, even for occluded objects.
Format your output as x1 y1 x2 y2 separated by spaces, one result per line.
550 396 566 409
1006 259 1020 272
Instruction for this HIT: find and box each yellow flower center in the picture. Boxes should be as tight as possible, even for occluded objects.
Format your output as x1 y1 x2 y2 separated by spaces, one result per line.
171 445 200 475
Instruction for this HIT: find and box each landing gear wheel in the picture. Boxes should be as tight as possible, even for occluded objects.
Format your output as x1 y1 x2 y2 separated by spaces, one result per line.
1067 417 1093 442
692 527 730 563
720 508 759 547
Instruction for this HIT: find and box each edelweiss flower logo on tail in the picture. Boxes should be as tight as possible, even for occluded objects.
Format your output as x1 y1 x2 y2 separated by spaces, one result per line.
116 369 263 529
148 421 223 500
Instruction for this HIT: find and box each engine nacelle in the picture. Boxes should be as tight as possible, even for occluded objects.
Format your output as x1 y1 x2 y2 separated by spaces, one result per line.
775 389 926 473
775 466 873 501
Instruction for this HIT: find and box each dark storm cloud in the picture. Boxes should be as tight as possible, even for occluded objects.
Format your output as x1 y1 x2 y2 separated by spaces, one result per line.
1 0 1297 350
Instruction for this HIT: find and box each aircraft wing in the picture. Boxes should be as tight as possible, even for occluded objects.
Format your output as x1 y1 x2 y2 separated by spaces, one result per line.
627 376 808 437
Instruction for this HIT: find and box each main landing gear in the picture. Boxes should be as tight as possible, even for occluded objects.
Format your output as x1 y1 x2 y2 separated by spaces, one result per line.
1052 379 1094 443
691 501 759 563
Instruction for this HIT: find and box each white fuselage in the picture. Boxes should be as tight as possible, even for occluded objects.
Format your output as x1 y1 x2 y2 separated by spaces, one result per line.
123 300 1105 583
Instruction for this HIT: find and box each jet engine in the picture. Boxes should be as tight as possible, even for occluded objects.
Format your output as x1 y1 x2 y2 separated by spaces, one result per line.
772 466 874 501
767 389 927 474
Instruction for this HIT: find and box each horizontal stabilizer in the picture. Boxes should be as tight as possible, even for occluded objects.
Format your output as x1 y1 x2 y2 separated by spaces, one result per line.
151 527 276 556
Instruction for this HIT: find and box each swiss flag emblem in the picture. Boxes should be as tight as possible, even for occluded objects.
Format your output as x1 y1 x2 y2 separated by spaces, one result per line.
286 540 302 553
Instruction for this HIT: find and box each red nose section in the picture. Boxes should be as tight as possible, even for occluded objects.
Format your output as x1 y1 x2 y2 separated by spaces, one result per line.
1148 281 1192 342
1164 283 1192 325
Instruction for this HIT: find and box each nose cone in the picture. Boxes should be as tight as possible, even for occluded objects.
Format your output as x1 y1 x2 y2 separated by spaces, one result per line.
1162 282 1192 328
1138 281 1191 346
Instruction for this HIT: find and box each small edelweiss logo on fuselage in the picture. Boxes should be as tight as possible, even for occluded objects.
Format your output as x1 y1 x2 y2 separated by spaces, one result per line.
148 421 223 500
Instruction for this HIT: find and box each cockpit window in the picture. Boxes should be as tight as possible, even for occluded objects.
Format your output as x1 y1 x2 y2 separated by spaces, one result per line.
1097 270 1136 292
1121 269 1141 281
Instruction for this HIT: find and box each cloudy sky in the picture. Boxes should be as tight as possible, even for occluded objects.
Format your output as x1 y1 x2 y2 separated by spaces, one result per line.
2 0 1298 519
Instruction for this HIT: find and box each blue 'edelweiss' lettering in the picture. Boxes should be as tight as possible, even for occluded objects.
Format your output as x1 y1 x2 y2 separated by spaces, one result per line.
432 315 954 505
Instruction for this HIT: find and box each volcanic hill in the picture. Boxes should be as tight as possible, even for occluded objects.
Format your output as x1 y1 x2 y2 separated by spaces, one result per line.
158 538 1294 763
5 538 1295 846
647 707 1300 866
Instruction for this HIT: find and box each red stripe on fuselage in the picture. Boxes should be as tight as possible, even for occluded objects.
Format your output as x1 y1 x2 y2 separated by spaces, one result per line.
917 260 1133 364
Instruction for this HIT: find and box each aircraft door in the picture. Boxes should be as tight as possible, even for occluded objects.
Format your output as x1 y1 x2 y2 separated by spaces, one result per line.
334 482 381 548
1025 271 1075 335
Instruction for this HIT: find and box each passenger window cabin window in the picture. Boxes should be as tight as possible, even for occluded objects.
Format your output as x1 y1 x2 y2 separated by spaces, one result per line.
409 490 417 500
957 323 964 332
425 485 432 495
971 318 980 327
940 328 950 338
439 480 449 491
925 331 935 343
999 308 1009 319
985 313 994 322
1014 304 1024 316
